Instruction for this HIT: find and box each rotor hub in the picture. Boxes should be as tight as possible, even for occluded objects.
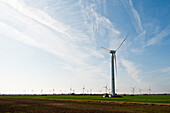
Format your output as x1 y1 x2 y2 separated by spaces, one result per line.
110 50 116 54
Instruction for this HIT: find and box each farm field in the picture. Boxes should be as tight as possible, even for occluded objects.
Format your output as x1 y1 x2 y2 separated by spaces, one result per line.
3 94 170 104
0 95 170 113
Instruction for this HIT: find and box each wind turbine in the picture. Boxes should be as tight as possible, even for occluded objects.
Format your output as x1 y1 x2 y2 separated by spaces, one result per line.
90 89 92 94
41 89 43 94
82 86 85 94
69 88 72 94
131 87 135 95
139 88 142 95
148 86 152 95
73 89 75 94
103 84 108 94
116 89 119 94
52 89 55 95
102 34 129 96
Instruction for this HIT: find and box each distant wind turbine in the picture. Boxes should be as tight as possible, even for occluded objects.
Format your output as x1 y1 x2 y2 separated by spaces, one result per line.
108 88 111 94
73 89 75 94
99 90 102 94
41 89 43 94
82 86 85 94
52 89 55 95
90 89 92 94
69 88 72 94
116 89 119 94
131 87 135 95
139 88 142 95
87 90 89 94
102 33 129 96
148 86 152 95
103 84 108 94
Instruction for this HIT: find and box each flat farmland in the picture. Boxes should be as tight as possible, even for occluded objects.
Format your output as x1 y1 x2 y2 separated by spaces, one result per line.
0 95 170 113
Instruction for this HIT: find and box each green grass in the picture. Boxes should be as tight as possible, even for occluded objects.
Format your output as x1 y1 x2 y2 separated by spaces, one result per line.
1 95 170 104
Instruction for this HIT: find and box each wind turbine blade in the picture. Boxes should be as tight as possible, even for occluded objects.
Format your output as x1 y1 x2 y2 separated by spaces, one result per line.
114 55 117 76
101 47 111 51
115 33 129 51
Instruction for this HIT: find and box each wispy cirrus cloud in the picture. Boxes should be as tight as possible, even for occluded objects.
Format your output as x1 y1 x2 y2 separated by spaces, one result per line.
0 0 120 82
145 26 170 47
120 0 145 55
121 0 170 48
121 59 141 83
121 0 144 34
1 0 87 42
78 0 120 46
161 67 170 75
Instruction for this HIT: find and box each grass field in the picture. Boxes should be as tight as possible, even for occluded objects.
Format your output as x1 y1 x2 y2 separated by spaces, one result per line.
0 95 170 113
3 94 170 104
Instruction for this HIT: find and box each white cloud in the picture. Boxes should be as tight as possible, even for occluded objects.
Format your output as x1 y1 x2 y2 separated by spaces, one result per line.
161 67 170 75
121 0 143 34
121 59 141 83
145 26 170 47
129 0 143 33
120 0 145 54
1 0 86 41
0 22 38 46
78 0 120 39
0 0 119 83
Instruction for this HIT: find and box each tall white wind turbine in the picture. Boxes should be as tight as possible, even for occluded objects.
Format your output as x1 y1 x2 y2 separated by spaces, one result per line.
102 33 129 96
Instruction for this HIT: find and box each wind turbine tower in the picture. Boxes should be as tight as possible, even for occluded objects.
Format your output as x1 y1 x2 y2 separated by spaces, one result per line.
90 89 92 94
131 87 135 95
103 84 108 94
82 86 85 94
52 89 55 95
148 86 152 95
139 88 142 95
41 89 43 94
69 88 72 94
102 34 129 96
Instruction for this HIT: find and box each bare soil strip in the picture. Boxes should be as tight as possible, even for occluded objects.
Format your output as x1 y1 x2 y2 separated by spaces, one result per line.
0 97 169 113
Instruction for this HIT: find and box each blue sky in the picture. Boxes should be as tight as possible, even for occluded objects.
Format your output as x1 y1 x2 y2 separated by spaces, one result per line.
0 0 169 94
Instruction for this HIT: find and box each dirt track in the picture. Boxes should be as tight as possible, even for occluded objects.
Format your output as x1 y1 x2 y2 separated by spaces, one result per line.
0 97 170 113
